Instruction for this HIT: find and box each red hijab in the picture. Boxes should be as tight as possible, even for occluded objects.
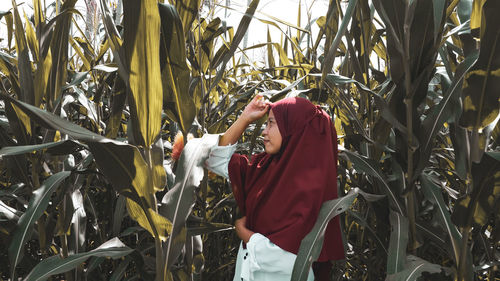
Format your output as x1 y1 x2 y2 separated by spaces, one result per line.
228 97 345 261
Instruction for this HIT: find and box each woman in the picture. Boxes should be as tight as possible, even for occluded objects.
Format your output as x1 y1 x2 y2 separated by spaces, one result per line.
206 94 344 281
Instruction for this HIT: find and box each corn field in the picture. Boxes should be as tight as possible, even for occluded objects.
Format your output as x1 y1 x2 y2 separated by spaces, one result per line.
0 0 499 280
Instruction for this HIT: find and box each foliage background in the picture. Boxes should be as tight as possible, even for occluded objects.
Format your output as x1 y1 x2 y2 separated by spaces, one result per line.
0 0 499 280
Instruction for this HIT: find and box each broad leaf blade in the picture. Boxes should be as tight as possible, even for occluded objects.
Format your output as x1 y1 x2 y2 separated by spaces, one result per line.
291 190 358 281
386 211 408 275
159 3 196 134
122 0 163 147
341 150 405 214
9 171 71 279
0 140 84 156
459 0 500 130
161 134 219 269
88 141 172 240
420 173 461 264
452 152 500 227
1 96 172 241
386 255 443 281
23 238 133 281
418 51 478 175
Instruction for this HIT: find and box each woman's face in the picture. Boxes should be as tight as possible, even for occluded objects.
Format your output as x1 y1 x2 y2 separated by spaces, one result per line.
262 110 282 154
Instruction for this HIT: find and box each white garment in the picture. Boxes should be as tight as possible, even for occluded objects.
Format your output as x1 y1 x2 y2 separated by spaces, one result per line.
233 233 315 281
205 143 315 281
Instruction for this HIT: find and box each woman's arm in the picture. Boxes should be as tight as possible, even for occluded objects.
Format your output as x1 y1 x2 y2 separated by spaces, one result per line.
219 94 269 146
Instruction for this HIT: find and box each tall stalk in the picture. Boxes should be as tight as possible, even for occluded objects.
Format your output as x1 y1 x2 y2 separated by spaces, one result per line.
403 1 417 253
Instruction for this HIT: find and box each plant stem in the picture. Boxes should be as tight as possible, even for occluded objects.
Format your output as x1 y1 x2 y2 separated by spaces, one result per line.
403 1 417 253
457 226 471 281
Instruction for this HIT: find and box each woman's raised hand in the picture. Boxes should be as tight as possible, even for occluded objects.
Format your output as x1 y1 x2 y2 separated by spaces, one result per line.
240 94 270 124
218 94 270 146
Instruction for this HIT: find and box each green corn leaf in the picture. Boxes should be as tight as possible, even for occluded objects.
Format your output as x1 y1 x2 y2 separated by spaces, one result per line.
0 140 84 156
418 51 478 176
23 237 133 281
341 149 405 214
291 189 358 281
387 211 408 274
420 173 462 264
160 134 219 269
159 3 196 135
459 0 500 131
9 171 71 280
452 152 500 227
0 96 172 241
386 255 443 281
122 0 163 147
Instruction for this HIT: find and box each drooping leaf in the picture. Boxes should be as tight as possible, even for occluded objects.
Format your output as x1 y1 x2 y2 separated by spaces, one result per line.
159 3 196 134
9 171 71 280
88 141 172 241
23 237 133 281
0 96 172 241
452 152 500 227
341 149 405 214
386 255 443 281
459 0 500 131
160 134 219 269
125 198 172 242
122 0 163 147
322 74 409 138
291 189 358 281
420 174 462 264
417 51 478 175
0 140 84 156
386 211 409 275
0 95 105 143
